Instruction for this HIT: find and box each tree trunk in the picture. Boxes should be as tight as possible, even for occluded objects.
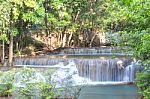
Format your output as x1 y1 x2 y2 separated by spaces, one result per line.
89 34 96 47
68 32 73 46
62 33 67 47
2 40 5 64
44 0 49 36
8 34 13 67
60 26 67 47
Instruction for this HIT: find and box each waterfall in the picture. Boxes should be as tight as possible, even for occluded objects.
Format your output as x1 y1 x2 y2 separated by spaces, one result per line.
123 65 134 81
59 47 132 55
14 56 138 82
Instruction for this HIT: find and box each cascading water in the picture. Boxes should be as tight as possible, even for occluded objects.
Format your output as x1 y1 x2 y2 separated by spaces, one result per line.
14 56 137 83
59 47 132 55
76 59 133 82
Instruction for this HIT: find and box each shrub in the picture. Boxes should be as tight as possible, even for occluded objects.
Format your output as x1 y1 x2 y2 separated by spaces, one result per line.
14 67 57 99
38 82 56 99
136 71 150 99
0 69 16 97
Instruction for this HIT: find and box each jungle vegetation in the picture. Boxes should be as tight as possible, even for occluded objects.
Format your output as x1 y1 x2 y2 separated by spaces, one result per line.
0 0 149 98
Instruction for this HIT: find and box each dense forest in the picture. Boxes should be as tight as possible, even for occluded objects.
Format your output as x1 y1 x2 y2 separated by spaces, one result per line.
0 0 150 98
0 0 110 66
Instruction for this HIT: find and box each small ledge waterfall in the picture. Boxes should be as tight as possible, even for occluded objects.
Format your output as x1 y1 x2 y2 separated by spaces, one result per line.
59 47 132 55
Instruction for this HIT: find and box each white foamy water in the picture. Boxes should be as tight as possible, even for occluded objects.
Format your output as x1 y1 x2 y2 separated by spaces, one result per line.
51 61 90 87
14 69 46 87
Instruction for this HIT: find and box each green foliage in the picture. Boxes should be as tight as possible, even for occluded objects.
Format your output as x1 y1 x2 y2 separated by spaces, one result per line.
0 65 83 99
0 69 16 96
0 0 11 42
16 84 39 99
0 34 8 42
38 82 56 99
10 27 19 36
14 67 58 99
16 82 57 99
136 71 150 99
105 0 150 99
0 0 110 49
0 0 45 46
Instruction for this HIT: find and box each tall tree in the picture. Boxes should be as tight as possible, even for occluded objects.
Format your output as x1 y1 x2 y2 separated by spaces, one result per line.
0 0 45 66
